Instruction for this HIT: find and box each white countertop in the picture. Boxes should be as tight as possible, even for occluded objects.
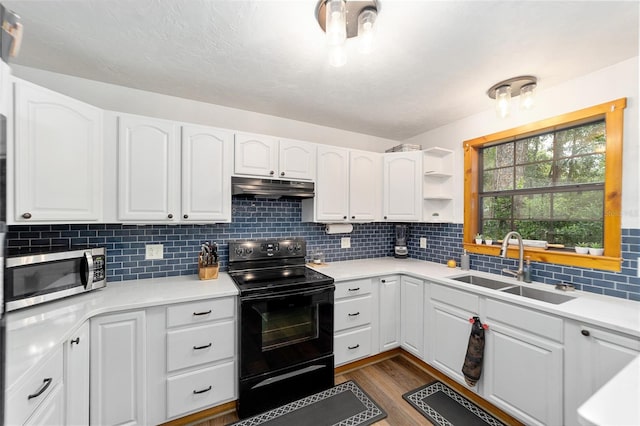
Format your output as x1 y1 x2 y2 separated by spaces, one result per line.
6 256 640 418
577 356 640 426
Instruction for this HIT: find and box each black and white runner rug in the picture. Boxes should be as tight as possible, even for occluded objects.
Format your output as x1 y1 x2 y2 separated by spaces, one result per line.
229 380 387 426
403 381 506 426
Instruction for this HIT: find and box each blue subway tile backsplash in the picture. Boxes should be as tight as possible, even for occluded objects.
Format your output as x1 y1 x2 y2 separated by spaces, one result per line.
6 197 640 301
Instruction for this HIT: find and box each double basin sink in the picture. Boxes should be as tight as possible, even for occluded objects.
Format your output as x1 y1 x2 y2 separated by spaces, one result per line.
450 274 576 304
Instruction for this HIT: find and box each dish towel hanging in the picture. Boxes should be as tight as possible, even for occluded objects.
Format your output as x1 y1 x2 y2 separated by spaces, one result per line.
461 316 486 387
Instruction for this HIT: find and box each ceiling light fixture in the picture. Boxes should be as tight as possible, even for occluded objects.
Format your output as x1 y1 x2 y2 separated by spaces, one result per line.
487 76 538 118
316 0 379 67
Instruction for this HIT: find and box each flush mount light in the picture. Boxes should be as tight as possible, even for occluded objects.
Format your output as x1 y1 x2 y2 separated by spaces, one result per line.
316 0 379 67
487 76 538 118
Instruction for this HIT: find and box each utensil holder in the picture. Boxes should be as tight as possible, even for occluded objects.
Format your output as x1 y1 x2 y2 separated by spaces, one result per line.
198 262 219 280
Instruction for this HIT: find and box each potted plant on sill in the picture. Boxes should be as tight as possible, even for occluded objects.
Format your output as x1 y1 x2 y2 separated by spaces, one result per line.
575 242 590 254
475 233 483 245
588 242 604 256
484 235 493 245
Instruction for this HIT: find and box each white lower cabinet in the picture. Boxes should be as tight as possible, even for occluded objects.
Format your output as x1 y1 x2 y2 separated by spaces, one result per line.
90 310 147 426
64 321 90 426
426 283 479 386
483 299 564 426
24 382 65 426
400 276 424 357
378 275 401 351
563 320 640 426
334 279 374 366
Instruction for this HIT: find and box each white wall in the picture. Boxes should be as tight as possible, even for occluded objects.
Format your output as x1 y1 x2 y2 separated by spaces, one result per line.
403 57 640 228
11 65 399 152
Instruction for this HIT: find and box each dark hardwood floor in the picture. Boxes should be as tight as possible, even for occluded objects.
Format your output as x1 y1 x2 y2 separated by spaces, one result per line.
190 353 523 426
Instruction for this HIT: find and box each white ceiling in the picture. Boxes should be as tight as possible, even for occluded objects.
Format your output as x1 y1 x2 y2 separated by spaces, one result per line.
4 0 639 140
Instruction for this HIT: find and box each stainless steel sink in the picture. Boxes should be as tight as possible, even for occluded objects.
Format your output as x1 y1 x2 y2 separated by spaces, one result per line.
450 275 514 290
501 285 575 304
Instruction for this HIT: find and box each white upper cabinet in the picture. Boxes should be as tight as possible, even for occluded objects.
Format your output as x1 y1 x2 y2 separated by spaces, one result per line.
13 79 103 223
312 145 350 221
349 150 381 221
181 125 232 222
117 114 180 222
234 133 315 180
382 151 423 221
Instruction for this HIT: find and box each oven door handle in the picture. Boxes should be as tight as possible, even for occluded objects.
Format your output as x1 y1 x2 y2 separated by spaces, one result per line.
241 285 334 301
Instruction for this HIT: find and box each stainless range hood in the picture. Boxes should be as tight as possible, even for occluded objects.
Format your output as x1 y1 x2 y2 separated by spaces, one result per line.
231 176 314 199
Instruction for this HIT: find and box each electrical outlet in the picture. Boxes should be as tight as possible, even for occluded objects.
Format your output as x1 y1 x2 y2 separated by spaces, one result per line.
341 237 351 249
145 244 164 260
420 237 427 249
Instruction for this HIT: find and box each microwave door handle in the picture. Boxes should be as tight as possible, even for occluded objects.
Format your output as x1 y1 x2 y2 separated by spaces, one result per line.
82 252 94 289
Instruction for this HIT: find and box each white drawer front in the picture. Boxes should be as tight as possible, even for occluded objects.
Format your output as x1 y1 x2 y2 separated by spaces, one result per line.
166 297 234 328
335 278 372 300
167 320 235 372
334 296 372 332
166 361 235 419
7 346 63 426
486 298 563 342
335 327 372 365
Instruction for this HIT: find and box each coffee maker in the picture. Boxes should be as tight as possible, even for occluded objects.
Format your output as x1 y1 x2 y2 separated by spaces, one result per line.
394 224 408 258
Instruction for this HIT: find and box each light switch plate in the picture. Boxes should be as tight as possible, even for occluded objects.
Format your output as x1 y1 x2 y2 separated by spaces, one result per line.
420 237 427 248
341 237 351 249
145 244 164 260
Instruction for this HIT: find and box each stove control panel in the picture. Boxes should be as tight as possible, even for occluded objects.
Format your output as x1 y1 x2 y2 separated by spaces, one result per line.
229 238 306 262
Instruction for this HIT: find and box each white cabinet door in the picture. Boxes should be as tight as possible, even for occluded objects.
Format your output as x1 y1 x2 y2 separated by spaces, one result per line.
234 132 278 177
349 150 381 221
118 114 179 221
483 322 563 426
382 151 422 221
400 276 424 357
181 125 232 222
91 311 147 426
564 321 640 426
65 322 90 426
315 146 350 222
24 383 65 426
279 138 316 180
378 276 401 351
13 79 103 223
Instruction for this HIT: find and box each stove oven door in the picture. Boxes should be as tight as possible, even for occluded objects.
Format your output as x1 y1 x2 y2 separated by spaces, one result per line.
239 285 334 379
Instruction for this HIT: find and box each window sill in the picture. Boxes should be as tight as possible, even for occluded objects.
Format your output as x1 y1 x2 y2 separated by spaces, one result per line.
463 243 622 272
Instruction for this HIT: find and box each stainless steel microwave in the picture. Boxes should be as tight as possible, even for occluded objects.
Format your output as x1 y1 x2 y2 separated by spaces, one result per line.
5 246 106 312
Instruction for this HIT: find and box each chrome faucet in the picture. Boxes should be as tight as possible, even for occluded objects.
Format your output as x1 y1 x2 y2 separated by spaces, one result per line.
500 231 524 281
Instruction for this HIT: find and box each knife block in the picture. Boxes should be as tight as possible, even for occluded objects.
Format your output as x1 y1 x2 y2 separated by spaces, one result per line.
198 262 219 280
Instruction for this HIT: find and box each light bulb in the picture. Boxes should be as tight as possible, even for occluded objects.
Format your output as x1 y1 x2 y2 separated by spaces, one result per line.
357 8 377 54
325 0 346 47
495 85 512 118
520 83 536 110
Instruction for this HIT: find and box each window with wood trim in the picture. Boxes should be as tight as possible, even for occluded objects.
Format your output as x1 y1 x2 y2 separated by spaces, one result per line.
463 98 626 272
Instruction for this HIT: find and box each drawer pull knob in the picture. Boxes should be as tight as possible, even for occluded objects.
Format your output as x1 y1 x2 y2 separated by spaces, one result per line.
70 337 80 345
22 212 32 219
28 378 52 400
348 344 360 350
193 343 212 350
581 330 591 337
193 385 212 395
193 310 212 316
168 213 174 219
348 312 360 317
348 287 360 292
381 279 386 283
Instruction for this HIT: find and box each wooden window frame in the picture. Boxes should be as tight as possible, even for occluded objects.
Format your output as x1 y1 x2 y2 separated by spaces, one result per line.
463 98 626 272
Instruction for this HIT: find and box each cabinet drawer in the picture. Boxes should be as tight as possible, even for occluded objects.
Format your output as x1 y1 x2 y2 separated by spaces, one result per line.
7 346 63 426
167 320 235 372
335 327 372 365
431 283 479 313
167 297 234 328
166 361 235 419
486 298 563 343
334 296 372 332
335 278 372 299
